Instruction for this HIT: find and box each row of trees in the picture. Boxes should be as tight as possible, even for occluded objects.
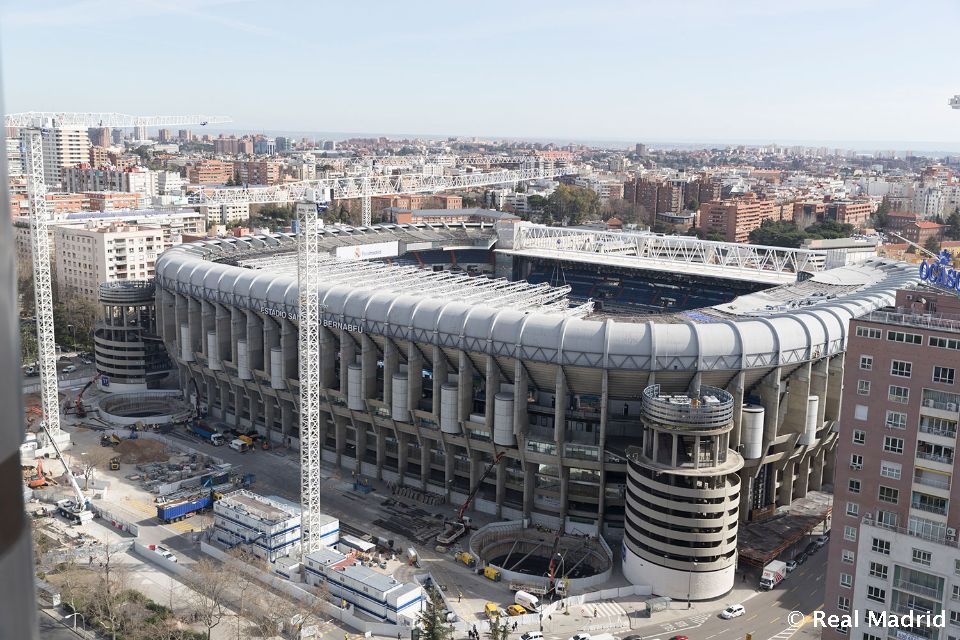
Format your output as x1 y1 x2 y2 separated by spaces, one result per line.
17 256 98 360
748 219 857 248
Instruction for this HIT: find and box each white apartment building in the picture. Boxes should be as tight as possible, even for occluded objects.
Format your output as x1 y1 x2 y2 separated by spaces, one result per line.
61 166 186 199
201 203 250 226
38 127 90 188
6 137 23 175
913 185 947 219
54 223 164 302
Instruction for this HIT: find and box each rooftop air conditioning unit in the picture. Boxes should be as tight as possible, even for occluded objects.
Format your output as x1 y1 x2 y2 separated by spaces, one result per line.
948 403 958 412
948 528 957 541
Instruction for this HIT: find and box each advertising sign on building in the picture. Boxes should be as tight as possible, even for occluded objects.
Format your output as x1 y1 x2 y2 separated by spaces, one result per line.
334 241 400 261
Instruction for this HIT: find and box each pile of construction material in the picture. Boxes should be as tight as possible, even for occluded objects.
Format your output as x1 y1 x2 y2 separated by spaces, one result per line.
115 439 169 464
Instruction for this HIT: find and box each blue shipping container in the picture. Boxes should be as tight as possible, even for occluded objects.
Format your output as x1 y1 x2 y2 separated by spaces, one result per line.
157 494 212 522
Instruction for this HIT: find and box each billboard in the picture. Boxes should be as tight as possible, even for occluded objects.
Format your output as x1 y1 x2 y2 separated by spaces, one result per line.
335 241 400 261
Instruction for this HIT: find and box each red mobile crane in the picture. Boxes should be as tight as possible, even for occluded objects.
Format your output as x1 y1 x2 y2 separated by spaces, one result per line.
437 450 506 544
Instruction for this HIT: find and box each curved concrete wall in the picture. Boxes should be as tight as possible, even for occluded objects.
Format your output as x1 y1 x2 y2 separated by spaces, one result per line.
622 541 736 600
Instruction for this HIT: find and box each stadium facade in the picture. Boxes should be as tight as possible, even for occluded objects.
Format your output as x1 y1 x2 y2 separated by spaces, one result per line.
155 221 916 599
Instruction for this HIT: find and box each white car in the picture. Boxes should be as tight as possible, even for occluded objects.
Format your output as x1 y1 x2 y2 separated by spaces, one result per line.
568 634 591 640
62 365 77 374
153 546 177 563
521 634 544 640
721 604 745 619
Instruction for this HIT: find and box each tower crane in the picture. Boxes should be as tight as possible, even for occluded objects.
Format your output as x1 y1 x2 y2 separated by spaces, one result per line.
7 112 231 444
195 162 578 555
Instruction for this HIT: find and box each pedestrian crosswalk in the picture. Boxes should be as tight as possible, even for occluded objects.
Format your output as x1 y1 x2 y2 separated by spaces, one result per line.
577 601 627 619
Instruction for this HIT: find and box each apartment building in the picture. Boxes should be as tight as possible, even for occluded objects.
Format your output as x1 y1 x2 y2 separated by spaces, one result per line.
54 223 164 302
233 160 283 185
698 194 782 243
824 288 960 640
38 127 90 188
186 159 234 185
86 191 144 212
62 165 184 198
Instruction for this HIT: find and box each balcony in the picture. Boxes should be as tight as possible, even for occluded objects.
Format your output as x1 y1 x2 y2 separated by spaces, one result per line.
920 423 957 439
910 500 948 516
893 578 943 600
913 472 951 490
917 451 953 465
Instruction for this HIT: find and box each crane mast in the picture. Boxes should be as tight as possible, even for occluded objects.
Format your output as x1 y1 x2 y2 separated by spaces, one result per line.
10 112 231 446
287 163 575 553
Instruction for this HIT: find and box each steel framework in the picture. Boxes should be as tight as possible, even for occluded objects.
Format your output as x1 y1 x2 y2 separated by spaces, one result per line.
510 226 827 284
24 130 60 437
4 112 231 128
284 163 577 554
16 112 231 442
359 154 572 167
194 165 578 207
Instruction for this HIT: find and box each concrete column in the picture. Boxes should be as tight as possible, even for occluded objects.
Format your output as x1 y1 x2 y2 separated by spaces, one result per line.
554 368 567 445
795 454 811 498
230 307 245 364
825 355 845 423
757 368 783 448
522 461 535 519
201 300 215 358
597 369 609 528
420 444 430 490
280 400 293 444
432 346 448 415
376 428 386 480
559 465 570 523
215 304 231 366
280 318 298 381
205 376 217 416
458 351 473 423
361 334 377 400
408 342 423 414
334 414 346 467
495 461 506 519
245 310 264 372
809 449 825 491
784 363 813 439
777 461 795 506
248 392 259 429
383 339 398 405
339 329 356 393
263 317 279 374
264 399 277 443
444 448 455 500
219 380 231 421
397 432 409 486
356 422 369 470
728 371 745 449
512 361 529 438
484 356 499 430
468 455 481 513
319 326 336 389
158 289 175 344
188 297 202 354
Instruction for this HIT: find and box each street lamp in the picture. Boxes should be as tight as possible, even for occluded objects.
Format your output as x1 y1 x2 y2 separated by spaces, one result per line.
687 560 698 609
67 324 76 345
64 611 86 631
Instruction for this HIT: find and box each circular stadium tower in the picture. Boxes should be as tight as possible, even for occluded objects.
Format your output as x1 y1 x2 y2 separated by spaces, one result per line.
623 384 743 600
95 280 171 392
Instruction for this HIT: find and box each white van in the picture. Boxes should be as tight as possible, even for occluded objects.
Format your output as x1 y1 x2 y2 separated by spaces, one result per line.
229 438 250 453
514 590 540 612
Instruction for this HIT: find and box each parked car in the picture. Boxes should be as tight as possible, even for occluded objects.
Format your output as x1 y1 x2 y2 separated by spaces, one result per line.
797 551 809 564
62 365 77 374
721 604 745 619
568 634 591 640
24 366 37 376
669 636 690 640
520 633 544 640
815 534 829 547
153 546 177 563
805 542 819 555
786 560 798 573
506 605 526 617
58 355 71 362
80 357 93 365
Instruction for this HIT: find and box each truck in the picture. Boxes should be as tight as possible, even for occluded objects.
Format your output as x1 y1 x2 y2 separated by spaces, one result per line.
189 422 225 446
760 560 787 590
509 581 549 596
229 438 251 453
514 590 540 613
156 492 214 523
483 566 502 582
454 551 477 568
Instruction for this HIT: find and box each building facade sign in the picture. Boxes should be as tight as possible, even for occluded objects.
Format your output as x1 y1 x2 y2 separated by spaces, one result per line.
918 250 960 296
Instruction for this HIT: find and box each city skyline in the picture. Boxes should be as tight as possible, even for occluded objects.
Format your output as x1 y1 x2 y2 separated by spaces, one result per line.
2 0 959 147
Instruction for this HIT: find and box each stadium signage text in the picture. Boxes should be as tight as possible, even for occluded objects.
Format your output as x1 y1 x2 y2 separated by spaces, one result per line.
918 250 960 296
258 305 364 333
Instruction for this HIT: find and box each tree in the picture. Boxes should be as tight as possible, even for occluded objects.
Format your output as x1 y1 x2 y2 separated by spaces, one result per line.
545 184 600 225
686 199 699 211
925 235 942 255
947 208 960 241
872 199 891 230
418 587 452 640
526 194 548 212
805 220 855 239
488 616 510 640
188 558 231 640
748 219 807 248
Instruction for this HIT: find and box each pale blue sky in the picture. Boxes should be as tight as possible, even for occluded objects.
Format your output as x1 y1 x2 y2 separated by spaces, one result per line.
2 0 959 147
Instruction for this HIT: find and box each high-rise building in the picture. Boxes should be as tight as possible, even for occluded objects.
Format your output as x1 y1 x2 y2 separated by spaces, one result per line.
178 129 192 142
88 127 110 148
111 129 124 145
635 143 647 156
157 128 172 143
698 194 781 243
824 287 960 640
186 159 234 185
233 160 283 185
134 125 148 141
54 222 164 301
275 136 290 152
6 137 23 176
37 127 90 188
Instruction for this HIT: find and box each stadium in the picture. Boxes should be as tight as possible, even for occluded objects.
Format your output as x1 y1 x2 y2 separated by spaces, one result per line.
154 218 917 600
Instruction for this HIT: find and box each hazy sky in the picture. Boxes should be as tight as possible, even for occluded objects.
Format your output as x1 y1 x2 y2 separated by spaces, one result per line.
2 0 959 146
